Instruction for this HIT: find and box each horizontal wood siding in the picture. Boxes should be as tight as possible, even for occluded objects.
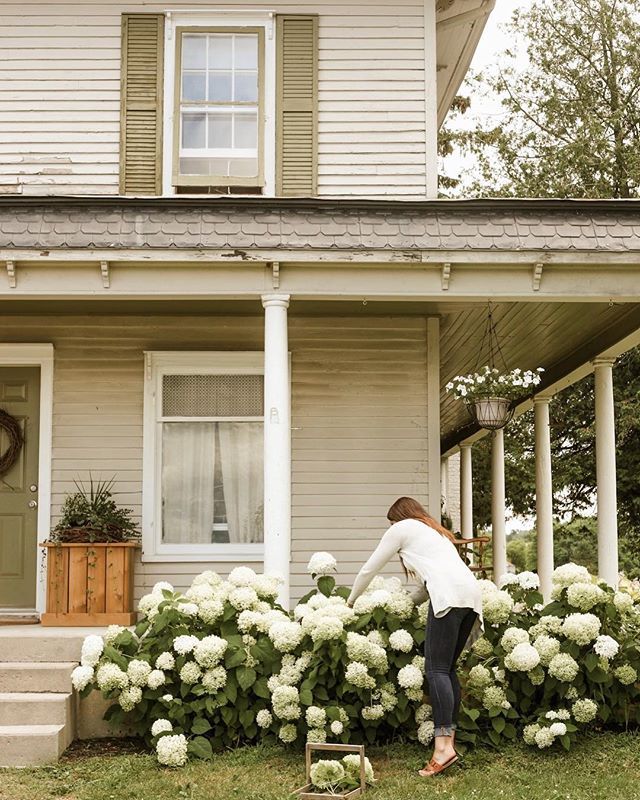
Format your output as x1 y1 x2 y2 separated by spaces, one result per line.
0 1 427 199
0 314 430 602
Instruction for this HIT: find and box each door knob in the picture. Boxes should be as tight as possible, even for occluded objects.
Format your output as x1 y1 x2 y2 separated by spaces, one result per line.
28 500 38 508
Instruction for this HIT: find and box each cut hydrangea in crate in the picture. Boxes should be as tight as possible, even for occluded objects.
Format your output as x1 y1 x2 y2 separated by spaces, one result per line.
292 743 374 799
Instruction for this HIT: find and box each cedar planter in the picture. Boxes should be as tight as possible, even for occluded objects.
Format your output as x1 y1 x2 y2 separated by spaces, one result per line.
41 541 139 626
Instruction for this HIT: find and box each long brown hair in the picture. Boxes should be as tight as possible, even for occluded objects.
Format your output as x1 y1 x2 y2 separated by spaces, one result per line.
386 496 457 579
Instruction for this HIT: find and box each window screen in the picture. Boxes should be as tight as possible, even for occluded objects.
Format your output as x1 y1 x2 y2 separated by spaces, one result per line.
162 374 263 417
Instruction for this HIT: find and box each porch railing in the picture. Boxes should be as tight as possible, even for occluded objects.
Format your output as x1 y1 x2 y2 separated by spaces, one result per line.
453 536 492 578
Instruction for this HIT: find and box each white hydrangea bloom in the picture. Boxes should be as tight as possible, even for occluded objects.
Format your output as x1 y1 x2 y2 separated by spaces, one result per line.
151 719 173 736
417 720 435 745
96 663 129 692
523 723 540 745
191 570 222 588
346 632 388 672
565 686 579 700
272 686 301 720
552 562 591 589
153 581 174 594
310 760 345 788
330 720 344 735
345 662 376 689
500 627 530 653
548 653 579 682
504 643 540 672
156 733 188 767
613 664 638 685
202 666 227 693
147 669 166 690
388 629 414 653
193 635 228 668
499 573 519 587
256 709 273 728
561 613 601 645
173 635 200 655
237 610 263 633
307 552 337 576
405 686 423 702
343 754 375 785
80 634 104 667
138 592 163 619
517 571 541 590
305 706 327 728
415 704 432 724
229 586 259 611
386 591 415 619
269 621 304 653
417 601 430 627
533 634 561 666
118 686 142 711
397 664 423 689
198 598 225 625
278 724 298 743
253 574 282 600
477 578 499 596
155 651 175 670
492 666 506 683
482 685 509 710
103 625 126 645
185 583 215 603
366 630 385 648
566 582 606 611
178 601 198 616
309 615 344 643
613 591 634 612
593 635 619 660
361 704 385 720
471 637 493 659
467 664 493 689
549 722 567 737
307 728 326 743
179 661 202 684
482 590 515 624
127 659 152 687
571 698 598 723
530 615 564 638
161 694 173 703
228 566 257 587
71 664 94 691
534 727 555 749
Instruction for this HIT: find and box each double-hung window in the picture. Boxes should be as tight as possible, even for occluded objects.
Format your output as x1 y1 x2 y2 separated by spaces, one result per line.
143 352 264 561
174 27 264 189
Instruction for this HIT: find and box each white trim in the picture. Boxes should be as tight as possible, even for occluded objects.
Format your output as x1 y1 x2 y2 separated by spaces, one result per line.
162 10 276 196
142 350 265 562
0 343 53 615
426 317 441 517
423 0 438 198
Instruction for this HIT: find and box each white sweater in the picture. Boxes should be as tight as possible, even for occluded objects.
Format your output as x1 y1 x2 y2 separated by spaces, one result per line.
347 518 483 625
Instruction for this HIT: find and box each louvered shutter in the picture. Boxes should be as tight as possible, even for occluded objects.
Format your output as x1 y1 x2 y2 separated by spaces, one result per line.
276 15 318 196
119 14 164 195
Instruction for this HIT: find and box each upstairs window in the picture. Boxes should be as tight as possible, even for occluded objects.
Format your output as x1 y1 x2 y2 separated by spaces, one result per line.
174 28 264 190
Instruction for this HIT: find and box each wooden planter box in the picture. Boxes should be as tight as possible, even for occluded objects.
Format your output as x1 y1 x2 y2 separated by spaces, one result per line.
41 541 139 626
292 743 367 799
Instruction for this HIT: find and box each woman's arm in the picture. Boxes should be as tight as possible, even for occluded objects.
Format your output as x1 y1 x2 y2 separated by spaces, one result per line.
347 524 403 606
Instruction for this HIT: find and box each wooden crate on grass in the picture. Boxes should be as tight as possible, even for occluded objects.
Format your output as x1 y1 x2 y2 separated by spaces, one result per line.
292 743 368 799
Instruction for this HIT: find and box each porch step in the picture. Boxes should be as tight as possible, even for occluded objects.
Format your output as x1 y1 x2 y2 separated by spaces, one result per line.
0 662 76 693
0 724 68 767
0 626 89 662
0 692 73 726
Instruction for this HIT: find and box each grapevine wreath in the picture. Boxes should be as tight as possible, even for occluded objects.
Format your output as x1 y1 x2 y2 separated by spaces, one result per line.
0 408 24 479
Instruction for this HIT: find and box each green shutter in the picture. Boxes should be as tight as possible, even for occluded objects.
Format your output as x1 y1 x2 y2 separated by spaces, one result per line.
276 15 318 196
120 14 164 195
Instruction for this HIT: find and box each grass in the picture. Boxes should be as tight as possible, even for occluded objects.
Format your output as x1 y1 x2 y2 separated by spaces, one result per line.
1 733 639 800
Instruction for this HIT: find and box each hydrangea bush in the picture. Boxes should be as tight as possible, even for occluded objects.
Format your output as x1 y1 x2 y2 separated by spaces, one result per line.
458 564 640 751
74 556 640 765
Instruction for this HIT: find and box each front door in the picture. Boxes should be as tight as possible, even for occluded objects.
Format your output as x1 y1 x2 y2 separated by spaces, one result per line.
0 367 40 610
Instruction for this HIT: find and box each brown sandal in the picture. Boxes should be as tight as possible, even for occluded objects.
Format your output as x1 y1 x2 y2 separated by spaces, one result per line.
418 754 459 777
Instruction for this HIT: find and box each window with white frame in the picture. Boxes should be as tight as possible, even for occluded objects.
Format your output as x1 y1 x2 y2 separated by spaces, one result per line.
143 352 264 560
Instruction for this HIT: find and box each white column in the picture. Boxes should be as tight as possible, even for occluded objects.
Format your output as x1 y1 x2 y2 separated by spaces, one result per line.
534 396 554 600
460 443 473 540
491 427 507 584
262 294 291 607
426 317 441 518
594 358 619 587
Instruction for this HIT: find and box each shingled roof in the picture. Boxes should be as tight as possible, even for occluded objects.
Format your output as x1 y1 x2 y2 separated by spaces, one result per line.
1 197 640 253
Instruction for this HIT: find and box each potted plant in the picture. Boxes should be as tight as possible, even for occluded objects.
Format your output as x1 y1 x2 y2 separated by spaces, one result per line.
445 365 544 430
41 476 141 626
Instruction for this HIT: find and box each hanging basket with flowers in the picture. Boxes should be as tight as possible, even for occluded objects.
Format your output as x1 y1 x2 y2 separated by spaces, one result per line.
446 365 544 430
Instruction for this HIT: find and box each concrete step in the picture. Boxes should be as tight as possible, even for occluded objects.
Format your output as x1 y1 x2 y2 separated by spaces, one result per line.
0 626 91 662
0 692 73 726
0 724 68 767
0 662 76 693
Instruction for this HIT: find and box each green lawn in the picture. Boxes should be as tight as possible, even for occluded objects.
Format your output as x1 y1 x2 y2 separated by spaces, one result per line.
2 733 639 800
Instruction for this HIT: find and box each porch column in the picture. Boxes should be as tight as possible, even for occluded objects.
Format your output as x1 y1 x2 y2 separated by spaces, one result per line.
491 428 507 583
460 443 474 566
262 293 291 606
426 317 441 518
534 396 554 600
440 458 449 517
594 358 619 587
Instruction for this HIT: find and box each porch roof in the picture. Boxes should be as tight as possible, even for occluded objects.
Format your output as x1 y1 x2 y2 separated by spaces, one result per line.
2 196 640 255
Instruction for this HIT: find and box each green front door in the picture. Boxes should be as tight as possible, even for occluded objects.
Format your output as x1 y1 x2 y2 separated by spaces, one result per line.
0 367 40 609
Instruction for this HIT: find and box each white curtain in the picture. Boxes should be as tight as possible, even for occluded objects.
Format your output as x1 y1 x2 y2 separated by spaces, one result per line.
162 422 215 543
218 422 263 543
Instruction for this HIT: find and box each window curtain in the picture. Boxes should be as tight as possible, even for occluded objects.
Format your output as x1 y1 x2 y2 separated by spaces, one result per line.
162 422 215 543
218 422 263 543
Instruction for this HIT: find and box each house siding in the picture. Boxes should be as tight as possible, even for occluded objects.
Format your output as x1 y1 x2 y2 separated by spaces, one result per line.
0 0 427 199
0 314 430 602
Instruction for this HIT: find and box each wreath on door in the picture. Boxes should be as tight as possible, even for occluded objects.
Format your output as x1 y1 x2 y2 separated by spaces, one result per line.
0 408 24 479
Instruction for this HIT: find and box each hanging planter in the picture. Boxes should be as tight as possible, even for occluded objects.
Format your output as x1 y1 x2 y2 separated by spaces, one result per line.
446 366 544 431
